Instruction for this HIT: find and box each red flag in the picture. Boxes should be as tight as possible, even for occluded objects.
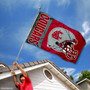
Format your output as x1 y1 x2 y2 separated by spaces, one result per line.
26 12 86 63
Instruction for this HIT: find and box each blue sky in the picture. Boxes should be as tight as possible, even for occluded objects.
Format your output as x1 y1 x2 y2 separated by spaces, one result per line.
0 0 90 81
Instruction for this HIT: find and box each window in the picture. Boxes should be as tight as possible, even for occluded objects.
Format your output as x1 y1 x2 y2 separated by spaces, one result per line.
43 68 54 82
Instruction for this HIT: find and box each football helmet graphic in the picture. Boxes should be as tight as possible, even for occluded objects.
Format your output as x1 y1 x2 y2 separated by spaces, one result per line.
47 27 78 60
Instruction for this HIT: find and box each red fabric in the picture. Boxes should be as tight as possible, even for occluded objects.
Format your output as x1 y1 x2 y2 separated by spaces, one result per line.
26 11 86 63
17 76 33 90
41 19 86 63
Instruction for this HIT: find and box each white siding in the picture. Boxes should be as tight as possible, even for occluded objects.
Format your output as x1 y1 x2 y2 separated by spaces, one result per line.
0 76 17 90
29 67 72 90
0 67 72 90
79 81 90 90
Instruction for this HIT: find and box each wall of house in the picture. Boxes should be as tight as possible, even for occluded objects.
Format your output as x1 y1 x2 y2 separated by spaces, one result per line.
0 76 17 90
0 67 72 90
29 67 72 90
78 81 90 90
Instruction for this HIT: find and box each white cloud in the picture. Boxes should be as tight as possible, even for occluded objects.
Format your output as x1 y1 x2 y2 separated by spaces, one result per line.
23 43 53 60
0 53 24 63
20 0 51 12
73 73 81 80
0 0 71 12
76 0 90 19
23 43 39 53
60 67 82 81
81 21 90 45
81 21 90 36
56 0 70 6
61 67 76 76
75 0 90 45
14 25 30 42
0 0 17 11
86 37 90 44
0 0 51 12
35 50 52 60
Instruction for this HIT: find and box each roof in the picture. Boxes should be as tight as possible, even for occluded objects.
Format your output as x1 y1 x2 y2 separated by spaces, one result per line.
0 59 81 90
76 78 90 85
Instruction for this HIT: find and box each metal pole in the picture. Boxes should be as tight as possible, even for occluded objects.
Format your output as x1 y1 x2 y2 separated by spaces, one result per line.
15 8 41 62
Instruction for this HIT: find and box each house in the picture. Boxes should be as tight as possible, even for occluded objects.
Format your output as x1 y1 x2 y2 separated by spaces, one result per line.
77 78 90 90
0 59 81 90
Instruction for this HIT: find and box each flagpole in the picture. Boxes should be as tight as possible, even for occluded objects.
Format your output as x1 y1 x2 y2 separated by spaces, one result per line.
14 8 41 62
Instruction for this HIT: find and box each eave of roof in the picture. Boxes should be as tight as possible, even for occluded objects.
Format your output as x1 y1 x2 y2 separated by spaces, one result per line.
0 59 81 90
77 78 90 85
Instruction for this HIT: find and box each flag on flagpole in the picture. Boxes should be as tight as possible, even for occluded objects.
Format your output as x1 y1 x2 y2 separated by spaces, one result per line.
26 11 86 63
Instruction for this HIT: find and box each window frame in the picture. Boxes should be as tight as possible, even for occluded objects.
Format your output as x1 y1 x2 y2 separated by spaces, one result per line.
43 68 54 82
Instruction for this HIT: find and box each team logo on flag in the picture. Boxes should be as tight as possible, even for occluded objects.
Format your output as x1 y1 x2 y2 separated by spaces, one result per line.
47 27 78 60
26 11 86 63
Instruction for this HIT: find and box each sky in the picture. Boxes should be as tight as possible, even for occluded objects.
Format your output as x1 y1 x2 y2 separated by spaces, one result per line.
0 0 90 82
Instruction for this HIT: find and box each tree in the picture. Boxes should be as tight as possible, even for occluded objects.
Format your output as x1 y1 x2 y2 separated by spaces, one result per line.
61 69 67 74
78 70 90 80
70 75 74 80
